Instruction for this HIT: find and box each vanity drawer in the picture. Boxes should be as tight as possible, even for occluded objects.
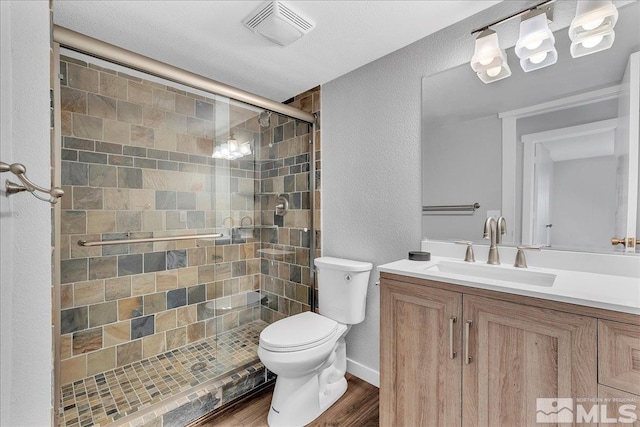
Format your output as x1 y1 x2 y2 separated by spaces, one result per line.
599 320 640 395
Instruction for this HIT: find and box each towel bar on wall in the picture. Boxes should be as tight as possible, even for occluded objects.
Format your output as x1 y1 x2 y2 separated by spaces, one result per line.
1 161 64 204
422 203 480 213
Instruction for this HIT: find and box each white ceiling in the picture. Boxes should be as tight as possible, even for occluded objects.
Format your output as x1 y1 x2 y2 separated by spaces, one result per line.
53 0 500 102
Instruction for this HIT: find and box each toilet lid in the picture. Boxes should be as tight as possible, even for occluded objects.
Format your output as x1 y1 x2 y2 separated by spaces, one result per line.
260 312 339 352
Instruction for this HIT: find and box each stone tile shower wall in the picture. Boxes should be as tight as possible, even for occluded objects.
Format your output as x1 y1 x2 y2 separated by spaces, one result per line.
258 87 321 321
57 56 263 385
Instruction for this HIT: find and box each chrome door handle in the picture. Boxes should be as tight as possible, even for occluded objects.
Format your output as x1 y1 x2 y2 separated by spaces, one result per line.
464 320 473 365
449 317 457 359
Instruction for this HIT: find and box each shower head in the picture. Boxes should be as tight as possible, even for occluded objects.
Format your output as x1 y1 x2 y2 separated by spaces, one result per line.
259 111 272 128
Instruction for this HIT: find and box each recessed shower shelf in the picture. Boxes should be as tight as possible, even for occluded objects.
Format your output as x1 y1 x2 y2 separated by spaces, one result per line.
234 192 282 196
258 248 296 256
235 225 278 230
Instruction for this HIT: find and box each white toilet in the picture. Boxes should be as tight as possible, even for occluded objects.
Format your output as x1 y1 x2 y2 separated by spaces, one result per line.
258 256 373 427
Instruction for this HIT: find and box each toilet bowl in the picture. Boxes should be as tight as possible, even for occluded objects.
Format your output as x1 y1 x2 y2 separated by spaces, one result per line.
258 257 373 427
258 312 350 426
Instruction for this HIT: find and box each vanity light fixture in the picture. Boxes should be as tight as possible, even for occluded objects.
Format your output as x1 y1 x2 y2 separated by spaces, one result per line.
515 9 558 72
469 0 555 83
470 29 512 84
469 0 624 83
212 133 252 160
569 0 618 58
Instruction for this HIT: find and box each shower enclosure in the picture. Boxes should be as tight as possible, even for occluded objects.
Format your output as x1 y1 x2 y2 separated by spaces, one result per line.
54 29 318 426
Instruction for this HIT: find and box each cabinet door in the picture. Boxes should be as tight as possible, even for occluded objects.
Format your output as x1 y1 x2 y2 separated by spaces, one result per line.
462 295 597 427
380 279 462 427
599 320 640 395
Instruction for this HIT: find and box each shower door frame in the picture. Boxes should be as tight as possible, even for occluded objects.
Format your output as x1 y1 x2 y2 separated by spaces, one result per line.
52 25 317 426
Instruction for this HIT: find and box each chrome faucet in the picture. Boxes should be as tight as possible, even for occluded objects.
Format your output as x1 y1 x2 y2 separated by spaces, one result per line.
483 216 507 265
496 216 507 244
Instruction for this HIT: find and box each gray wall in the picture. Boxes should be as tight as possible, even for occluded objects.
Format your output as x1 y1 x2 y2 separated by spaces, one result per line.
422 114 502 242
322 0 592 377
0 1 52 425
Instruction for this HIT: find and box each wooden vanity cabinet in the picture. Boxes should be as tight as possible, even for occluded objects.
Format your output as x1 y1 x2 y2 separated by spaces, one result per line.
381 273 606 427
380 279 462 426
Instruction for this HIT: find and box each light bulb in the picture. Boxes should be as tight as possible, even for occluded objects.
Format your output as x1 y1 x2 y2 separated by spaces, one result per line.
486 66 502 77
479 57 494 66
525 38 543 51
582 17 604 31
581 34 604 49
529 51 548 64
228 138 238 152
239 143 252 155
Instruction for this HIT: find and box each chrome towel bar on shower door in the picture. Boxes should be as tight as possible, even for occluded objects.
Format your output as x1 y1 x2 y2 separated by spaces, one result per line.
78 233 224 247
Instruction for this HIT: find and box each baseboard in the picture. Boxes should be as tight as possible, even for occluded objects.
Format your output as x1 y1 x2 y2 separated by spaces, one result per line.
346 358 379 388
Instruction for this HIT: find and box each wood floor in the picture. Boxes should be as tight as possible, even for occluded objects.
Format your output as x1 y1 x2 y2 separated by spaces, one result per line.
194 374 379 426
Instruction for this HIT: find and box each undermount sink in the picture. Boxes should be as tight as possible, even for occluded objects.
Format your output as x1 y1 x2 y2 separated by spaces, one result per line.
425 260 556 287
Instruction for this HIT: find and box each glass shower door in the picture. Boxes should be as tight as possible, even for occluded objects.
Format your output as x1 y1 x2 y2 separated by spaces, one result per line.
56 51 267 425
55 45 316 426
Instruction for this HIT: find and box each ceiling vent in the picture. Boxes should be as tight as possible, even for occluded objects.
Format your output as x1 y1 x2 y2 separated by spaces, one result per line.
243 1 315 46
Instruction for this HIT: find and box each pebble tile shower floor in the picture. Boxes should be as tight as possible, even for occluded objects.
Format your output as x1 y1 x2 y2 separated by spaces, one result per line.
59 320 268 427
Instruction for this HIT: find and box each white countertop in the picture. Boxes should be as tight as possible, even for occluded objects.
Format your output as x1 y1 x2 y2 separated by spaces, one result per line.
378 256 640 315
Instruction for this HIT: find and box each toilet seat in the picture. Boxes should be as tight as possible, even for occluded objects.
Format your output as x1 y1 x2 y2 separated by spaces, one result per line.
260 312 339 352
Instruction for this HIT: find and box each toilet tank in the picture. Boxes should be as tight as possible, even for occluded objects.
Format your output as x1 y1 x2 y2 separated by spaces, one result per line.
314 257 373 324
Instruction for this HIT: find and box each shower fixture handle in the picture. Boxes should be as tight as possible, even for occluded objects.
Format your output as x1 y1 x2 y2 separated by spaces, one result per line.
275 194 289 216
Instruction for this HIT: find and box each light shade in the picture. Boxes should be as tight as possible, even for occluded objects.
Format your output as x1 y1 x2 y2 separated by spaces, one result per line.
470 29 511 84
569 0 618 58
515 10 557 72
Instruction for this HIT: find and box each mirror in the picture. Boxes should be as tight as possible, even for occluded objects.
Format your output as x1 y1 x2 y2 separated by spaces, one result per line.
422 1 640 254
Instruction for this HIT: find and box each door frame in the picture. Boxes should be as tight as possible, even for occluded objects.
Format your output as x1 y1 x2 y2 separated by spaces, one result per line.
499 84 625 247
520 118 619 246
